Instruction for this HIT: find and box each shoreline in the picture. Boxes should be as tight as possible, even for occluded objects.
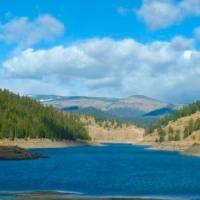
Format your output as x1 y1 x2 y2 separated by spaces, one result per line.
97 139 194 154
0 139 100 149
137 141 200 157
0 138 199 157
0 191 171 200
0 146 45 160
98 140 200 157
139 141 191 152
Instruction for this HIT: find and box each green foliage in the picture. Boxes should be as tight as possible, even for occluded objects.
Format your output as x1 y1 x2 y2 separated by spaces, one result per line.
194 118 200 130
174 130 180 141
183 126 190 139
147 100 200 134
168 133 174 141
168 126 174 134
157 127 166 143
158 127 166 137
159 135 165 143
183 118 200 139
92 115 128 129
0 89 90 141
167 126 174 141
167 127 181 141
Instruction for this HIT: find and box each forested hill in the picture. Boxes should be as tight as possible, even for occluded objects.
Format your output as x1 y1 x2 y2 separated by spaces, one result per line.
146 100 200 143
0 89 90 141
149 100 200 132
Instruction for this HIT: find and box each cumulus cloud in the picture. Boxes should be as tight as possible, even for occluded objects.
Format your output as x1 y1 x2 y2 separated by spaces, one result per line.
0 14 64 51
180 0 200 15
137 0 200 30
2 36 200 102
0 77 69 96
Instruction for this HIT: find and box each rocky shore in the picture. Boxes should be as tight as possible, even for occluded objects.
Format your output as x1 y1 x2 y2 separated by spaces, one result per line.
183 143 200 157
0 146 45 160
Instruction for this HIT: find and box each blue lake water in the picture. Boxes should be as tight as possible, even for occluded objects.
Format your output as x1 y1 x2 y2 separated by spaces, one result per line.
0 144 200 199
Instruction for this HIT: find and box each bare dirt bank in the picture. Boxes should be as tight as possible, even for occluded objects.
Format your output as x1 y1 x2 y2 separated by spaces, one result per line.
140 141 192 152
0 139 96 149
0 132 198 157
83 117 145 144
138 139 200 158
183 143 200 156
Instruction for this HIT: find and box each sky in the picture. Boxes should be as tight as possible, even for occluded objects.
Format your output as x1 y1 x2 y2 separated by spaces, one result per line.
1 0 200 103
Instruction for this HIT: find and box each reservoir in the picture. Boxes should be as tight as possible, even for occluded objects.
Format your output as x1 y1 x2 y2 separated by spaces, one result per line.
0 144 200 199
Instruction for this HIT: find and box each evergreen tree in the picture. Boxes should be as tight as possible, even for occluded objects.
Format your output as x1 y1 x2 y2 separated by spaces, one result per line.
174 130 180 141
147 100 200 134
0 89 90 141
158 127 166 143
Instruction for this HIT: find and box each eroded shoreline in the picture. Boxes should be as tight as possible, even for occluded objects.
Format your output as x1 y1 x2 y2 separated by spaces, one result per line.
139 141 200 157
0 138 199 158
0 139 99 149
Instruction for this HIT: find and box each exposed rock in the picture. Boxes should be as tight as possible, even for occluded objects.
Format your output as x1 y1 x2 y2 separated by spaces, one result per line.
184 143 200 156
0 146 46 160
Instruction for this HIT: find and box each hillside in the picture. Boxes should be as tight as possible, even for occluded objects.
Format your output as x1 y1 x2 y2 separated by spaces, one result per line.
144 101 200 148
81 116 144 143
145 111 200 143
32 94 177 125
0 89 90 141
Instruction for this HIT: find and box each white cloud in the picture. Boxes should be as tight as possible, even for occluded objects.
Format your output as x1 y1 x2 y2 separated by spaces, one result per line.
137 0 200 30
180 0 200 15
0 77 69 96
183 50 193 60
2 36 200 102
0 14 64 51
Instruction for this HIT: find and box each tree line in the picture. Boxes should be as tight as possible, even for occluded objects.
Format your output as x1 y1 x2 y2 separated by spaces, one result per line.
0 89 90 141
155 126 181 143
84 115 129 130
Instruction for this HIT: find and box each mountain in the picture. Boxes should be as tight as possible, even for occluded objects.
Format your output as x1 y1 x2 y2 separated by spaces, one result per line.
144 107 174 117
32 94 178 124
0 90 90 141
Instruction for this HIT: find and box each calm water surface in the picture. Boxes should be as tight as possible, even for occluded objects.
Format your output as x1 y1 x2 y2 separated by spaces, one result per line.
0 144 200 199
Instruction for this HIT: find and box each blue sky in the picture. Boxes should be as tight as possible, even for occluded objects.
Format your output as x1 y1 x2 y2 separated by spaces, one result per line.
1 0 200 103
0 0 198 42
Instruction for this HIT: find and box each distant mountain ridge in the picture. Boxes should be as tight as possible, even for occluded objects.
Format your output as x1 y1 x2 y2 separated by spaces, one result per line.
31 94 179 124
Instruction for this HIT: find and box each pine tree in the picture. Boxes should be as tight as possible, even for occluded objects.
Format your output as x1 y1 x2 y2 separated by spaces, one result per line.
0 89 90 141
